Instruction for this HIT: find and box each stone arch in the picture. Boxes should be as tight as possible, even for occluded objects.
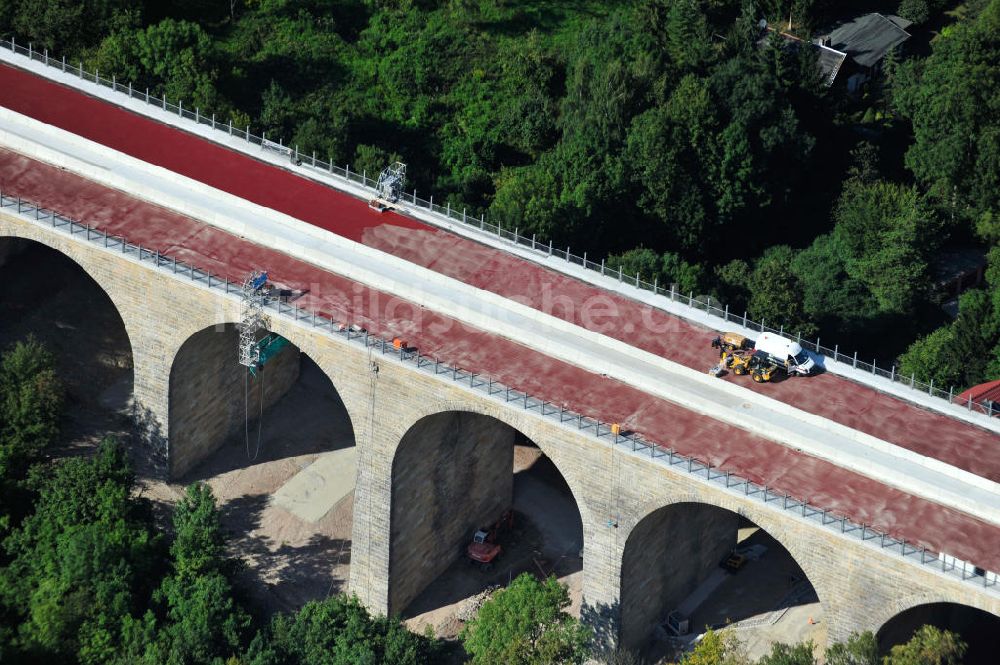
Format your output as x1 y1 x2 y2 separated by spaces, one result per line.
386 402 589 616
874 596 1000 664
167 320 358 479
0 234 135 417
0 235 137 345
0 227 180 468
619 495 829 651
625 493 832 601
384 400 592 522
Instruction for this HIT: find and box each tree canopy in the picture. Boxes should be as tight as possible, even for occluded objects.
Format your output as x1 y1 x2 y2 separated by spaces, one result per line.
460 573 590 665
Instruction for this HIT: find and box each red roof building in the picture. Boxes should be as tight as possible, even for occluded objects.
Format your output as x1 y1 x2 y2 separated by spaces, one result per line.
957 380 1000 415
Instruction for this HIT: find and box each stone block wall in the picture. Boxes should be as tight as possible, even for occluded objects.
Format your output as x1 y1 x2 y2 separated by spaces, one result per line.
3 208 999 652
389 411 514 613
619 503 739 648
168 324 300 478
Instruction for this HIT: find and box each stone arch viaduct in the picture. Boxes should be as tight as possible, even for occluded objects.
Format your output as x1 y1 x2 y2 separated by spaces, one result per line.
2 212 998 651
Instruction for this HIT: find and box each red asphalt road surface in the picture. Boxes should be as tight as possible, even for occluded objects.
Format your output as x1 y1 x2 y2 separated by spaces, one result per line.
1 63 996 484
2 64 1000 568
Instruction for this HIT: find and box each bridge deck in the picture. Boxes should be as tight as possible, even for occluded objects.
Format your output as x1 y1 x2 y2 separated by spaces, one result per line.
0 62 995 485
2 146 999 571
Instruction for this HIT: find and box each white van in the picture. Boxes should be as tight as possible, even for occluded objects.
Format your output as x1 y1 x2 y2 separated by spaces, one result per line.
752 333 816 376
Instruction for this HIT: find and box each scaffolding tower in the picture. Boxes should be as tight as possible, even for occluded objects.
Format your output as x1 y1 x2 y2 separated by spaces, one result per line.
238 270 273 369
375 162 406 203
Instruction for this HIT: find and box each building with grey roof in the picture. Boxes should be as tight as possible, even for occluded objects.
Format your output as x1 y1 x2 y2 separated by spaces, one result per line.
816 13 912 88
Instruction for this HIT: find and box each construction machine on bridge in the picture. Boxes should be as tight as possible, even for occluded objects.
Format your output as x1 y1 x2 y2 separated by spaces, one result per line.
711 331 815 382
466 510 514 571
711 332 754 354
725 350 780 383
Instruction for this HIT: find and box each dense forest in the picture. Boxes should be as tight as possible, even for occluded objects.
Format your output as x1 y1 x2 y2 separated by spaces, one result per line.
1 0 999 391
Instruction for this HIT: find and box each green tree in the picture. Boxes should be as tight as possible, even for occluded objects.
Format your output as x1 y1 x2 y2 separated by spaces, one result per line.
5 0 136 54
792 235 874 338
757 641 816 665
748 246 816 336
898 327 960 390
887 625 966 665
440 35 559 197
976 209 1000 244
169 483 228 580
144 572 250 665
680 628 749 665
460 573 591 665
625 75 715 251
847 141 881 185
943 289 997 388
662 251 707 295
117 483 251 665
897 0 931 24
490 159 564 242
709 47 815 230
604 248 661 284
0 337 63 482
245 594 441 665
831 181 939 317
351 145 402 184
894 0 1000 224
0 439 162 663
898 242 1000 391
91 18 228 116
824 630 878 665
604 248 705 294
715 259 753 312
626 43 818 258
666 0 712 70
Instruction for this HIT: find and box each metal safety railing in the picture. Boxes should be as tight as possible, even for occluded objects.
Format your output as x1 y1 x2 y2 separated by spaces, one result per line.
2 189 998 595
0 36 992 422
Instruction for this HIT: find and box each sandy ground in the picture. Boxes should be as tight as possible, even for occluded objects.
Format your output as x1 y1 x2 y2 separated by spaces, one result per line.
140 357 358 615
688 528 825 661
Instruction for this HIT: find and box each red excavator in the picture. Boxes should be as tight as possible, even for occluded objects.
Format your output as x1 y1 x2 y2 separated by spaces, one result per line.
466 510 514 571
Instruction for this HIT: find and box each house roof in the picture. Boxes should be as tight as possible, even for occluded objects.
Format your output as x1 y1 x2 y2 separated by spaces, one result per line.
824 13 912 68
815 43 849 85
958 380 1000 407
762 29 847 87
885 14 914 31
932 247 988 284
